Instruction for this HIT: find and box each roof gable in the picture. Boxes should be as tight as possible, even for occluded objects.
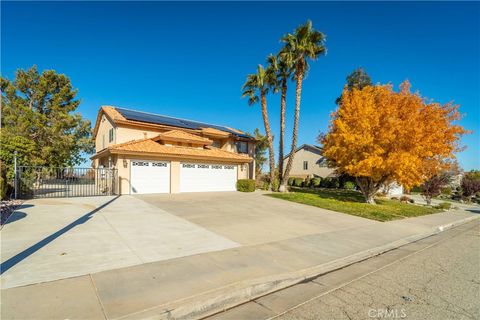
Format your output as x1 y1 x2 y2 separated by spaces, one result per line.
283 144 323 159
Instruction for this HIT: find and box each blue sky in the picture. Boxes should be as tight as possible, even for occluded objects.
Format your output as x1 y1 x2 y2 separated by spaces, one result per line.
2 1 479 170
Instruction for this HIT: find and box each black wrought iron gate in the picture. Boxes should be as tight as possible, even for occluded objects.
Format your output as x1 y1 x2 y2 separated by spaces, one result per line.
15 166 118 199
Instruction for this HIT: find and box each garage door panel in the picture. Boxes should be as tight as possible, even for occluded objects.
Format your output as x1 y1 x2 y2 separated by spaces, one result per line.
131 160 170 194
180 163 237 193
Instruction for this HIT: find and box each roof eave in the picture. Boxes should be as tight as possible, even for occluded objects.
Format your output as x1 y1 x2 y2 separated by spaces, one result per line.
108 149 252 163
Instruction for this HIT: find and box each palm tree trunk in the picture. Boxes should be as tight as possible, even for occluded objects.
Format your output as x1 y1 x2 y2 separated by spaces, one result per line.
278 78 287 192
282 67 304 191
260 91 276 191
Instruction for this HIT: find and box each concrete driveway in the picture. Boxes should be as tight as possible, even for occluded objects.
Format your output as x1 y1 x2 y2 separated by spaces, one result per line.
1 191 374 289
0 195 238 289
137 191 376 245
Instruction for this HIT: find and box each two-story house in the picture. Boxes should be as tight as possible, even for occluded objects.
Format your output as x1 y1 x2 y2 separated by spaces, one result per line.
282 144 335 178
91 106 255 194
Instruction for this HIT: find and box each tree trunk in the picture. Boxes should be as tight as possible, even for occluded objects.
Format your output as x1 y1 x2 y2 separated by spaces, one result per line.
278 78 287 192
425 196 432 205
356 176 383 205
260 91 276 191
282 65 304 191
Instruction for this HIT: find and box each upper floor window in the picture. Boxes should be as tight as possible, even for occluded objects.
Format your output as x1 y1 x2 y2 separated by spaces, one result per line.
236 141 248 154
108 128 114 143
303 161 308 170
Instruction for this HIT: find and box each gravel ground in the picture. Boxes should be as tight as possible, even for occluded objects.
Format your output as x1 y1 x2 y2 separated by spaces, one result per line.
1 199 23 226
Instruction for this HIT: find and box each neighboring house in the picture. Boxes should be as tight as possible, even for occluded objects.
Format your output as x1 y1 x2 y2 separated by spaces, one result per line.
282 144 335 178
283 144 404 195
91 106 255 194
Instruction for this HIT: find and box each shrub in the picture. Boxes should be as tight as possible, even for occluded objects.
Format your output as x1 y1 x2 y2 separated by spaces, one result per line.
236 179 255 192
271 179 280 192
344 181 356 190
331 178 340 189
461 171 480 201
311 178 321 188
435 202 452 210
411 186 423 193
293 178 304 187
400 195 410 203
287 177 295 186
0 176 7 200
441 187 452 195
304 178 312 188
320 177 332 188
390 197 399 201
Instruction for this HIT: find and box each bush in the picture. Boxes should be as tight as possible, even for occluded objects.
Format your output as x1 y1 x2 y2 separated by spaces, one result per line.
311 178 321 188
461 171 480 200
236 179 255 192
344 181 355 190
287 177 295 186
441 187 452 195
0 176 7 200
390 196 399 201
320 177 331 188
331 178 340 189
435 202 452 210
320 177 340 188
293 178 304 187
400 195 410 203
304 178 312 188
271 179 280 192
411 186 423 193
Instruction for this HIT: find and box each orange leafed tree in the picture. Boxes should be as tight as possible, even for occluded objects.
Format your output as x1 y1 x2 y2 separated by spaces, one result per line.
322 81 468 204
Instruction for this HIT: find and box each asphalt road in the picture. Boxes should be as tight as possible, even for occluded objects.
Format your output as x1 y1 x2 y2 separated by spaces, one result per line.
207 219 480 320
275 221 480 320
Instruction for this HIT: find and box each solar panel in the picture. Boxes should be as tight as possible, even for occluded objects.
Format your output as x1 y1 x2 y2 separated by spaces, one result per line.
116 107 252 139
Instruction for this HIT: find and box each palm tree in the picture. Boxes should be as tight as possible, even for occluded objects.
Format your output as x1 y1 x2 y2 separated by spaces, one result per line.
242 65 277 190
267 53 294 192
280 20 326 191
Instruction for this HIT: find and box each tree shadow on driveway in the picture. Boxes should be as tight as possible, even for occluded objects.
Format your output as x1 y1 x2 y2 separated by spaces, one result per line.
0 196 119 275
4 211 27 224
465 208 480 214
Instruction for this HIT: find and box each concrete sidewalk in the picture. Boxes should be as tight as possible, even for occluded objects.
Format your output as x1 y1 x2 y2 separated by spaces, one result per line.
1 208 478 320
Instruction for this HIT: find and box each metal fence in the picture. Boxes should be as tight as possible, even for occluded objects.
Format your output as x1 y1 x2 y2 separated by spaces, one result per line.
15 166 118 199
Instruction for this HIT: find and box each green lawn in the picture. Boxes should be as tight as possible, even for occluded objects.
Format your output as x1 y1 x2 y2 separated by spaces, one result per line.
266 188 441 222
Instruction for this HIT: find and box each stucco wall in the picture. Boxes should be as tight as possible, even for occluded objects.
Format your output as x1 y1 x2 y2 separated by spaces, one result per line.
95 115 116 152
104 154 251 194
283 148 334 178
116 126 164 145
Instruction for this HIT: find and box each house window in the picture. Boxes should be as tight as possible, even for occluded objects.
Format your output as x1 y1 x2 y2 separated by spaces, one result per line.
212 140 222 148
102 134 105 149
236 141 248 154
108 128 114 143
303 161 308 170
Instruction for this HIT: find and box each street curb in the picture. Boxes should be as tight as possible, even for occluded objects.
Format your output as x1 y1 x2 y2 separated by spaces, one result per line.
120 215 480 320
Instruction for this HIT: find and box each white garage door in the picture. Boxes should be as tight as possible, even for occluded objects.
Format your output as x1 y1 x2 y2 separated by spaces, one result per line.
131 160 170 194
180 163 237 193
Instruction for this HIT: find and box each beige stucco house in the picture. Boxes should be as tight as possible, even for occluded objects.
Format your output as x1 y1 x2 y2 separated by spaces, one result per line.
91 106 255 194
282 144 335 178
